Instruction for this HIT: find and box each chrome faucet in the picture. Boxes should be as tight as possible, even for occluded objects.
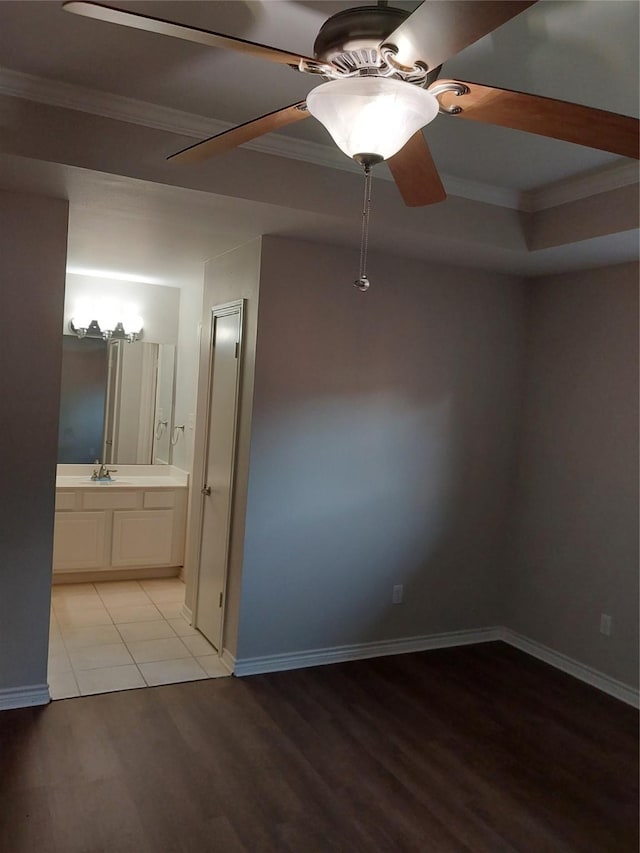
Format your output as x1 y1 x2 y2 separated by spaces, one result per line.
91 461 117 480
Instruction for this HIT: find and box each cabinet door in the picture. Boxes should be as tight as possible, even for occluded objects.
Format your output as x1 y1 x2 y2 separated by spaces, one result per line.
53 511 107 571
111 510 174 567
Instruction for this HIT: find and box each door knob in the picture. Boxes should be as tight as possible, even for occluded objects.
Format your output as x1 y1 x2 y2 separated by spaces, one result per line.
201 485 212 496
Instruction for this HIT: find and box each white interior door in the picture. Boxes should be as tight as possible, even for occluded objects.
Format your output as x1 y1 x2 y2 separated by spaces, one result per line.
195 306 242 650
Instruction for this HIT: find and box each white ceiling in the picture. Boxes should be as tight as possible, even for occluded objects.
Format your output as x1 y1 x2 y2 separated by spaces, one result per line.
0 1 637 283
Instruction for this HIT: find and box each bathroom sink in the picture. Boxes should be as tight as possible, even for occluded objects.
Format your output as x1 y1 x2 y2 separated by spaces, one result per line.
56 476 129 486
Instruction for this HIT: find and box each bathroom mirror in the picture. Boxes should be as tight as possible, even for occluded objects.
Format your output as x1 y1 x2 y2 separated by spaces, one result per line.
57 336 176 465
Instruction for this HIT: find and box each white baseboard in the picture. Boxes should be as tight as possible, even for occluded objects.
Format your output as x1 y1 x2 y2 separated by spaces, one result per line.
233 627 502 676
181 603 193 625
3 631 629 711
232 626 639 708
52 566 179 584
501 628 639 708
0 683 50 711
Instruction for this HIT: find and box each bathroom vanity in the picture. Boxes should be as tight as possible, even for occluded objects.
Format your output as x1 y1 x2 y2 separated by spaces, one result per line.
53 465 188 583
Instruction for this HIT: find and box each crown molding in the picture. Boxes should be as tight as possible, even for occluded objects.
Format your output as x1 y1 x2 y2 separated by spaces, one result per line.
521 160 640 212
0 66 635 214
0 66 226 138
0 66 523 208
441 174 523 210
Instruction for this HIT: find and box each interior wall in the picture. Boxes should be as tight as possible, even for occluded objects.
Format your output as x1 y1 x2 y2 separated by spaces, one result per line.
171 274 205 474
526 184 640 251
0 189 68 702
505 262 639 687
234 236 525 661
184 240 262 654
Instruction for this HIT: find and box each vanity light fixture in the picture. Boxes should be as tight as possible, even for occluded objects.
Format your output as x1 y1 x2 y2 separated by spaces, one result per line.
70 302 144 343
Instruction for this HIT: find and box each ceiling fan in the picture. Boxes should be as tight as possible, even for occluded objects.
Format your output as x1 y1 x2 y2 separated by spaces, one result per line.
62 0 638 287
63 1 639 197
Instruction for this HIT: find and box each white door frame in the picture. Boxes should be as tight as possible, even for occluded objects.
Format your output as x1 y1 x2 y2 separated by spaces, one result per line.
190 299 245 654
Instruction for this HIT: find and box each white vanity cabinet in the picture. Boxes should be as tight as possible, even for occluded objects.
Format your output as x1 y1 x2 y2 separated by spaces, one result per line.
53 485 187 579
53 511 107 571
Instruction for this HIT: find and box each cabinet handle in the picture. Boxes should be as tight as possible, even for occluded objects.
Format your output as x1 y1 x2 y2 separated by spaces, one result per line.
201 485 212 496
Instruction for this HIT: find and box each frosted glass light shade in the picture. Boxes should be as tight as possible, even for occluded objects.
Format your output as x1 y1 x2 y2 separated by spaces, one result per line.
306 77 439 162
69 298 144 341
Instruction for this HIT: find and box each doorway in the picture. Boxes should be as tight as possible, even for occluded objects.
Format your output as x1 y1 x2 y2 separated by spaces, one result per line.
194 301 244 651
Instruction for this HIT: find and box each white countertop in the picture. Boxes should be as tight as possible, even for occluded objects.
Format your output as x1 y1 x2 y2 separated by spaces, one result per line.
56 476 187 489
56 464 189 489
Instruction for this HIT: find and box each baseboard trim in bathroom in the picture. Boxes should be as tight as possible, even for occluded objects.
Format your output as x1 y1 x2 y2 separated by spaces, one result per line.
233 627 502 677
220 648 236 674
0 683 50 711
182 603 194 625
52 566 180 585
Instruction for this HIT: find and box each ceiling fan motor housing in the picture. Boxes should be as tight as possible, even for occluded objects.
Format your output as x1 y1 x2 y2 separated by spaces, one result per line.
314 6 406 61
314 5 434 80
313 6 441 85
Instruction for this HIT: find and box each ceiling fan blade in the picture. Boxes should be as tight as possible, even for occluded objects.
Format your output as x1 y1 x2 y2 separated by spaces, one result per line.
169 102 310 164
385 1 537 71
387 132 447 207
62 1 316 66
436 81 640 159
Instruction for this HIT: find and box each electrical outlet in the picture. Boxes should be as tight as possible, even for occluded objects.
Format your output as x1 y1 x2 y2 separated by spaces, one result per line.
392 584 403 604
600 613 612 636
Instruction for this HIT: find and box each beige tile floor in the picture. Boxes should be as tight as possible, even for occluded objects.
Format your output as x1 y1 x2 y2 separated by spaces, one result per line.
48 578 229 699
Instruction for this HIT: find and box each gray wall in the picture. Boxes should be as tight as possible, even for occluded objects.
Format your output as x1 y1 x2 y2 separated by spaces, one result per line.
235 236 525 660
506 262 639 687
0 197 636 700
0 189 68 698
185 240 262 659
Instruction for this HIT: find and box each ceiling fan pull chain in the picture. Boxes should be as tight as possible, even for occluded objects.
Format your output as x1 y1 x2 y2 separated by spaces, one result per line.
354 165 373 292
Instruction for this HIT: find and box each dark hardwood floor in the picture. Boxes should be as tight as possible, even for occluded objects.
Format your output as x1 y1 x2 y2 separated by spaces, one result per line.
0 642 637 852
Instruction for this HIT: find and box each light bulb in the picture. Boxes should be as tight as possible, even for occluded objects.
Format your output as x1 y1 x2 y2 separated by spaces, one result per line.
98 300 118 335
71 300 94 331
122 313 143 335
